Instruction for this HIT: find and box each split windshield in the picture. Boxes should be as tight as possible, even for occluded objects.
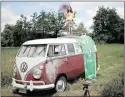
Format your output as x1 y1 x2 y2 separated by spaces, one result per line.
18 44 47 57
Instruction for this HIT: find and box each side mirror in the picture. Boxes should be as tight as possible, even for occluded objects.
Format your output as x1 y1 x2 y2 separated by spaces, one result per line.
47 53 53 57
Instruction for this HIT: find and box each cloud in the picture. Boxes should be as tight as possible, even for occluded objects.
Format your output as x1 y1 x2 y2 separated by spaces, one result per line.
39 2 59 12
1 6 19 32
1 2 124 33
1 5 33 32
70 2 124 32
85 20 93 33
2 7 18 23
73 2 123 9
70 2 85 11
84 5 124 32
116 7 124 18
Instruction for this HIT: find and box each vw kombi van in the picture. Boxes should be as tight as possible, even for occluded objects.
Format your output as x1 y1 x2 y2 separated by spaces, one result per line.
12 36 98 94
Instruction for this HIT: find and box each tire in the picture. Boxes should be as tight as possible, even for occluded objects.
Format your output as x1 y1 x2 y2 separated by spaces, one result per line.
12 88 18 94
55 76 67 92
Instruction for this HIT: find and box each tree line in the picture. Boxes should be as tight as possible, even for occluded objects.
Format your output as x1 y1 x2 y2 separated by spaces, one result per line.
91 6 124 44
1 6 124 47
1 11 66 47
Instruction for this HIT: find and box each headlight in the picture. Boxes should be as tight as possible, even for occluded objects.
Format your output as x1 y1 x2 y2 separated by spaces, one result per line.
33 67 42 79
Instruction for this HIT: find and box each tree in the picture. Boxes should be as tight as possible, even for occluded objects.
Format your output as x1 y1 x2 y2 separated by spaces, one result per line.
1 11 66 47
72 22 87 36
13 15 32 46
92 6 124 43
35 11 65 38
1 15 33 47
1 24 14 47
30 12 38 39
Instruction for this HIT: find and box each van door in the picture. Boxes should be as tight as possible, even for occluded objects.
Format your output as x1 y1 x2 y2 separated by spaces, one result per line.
46 44 67 83
66 43 83 79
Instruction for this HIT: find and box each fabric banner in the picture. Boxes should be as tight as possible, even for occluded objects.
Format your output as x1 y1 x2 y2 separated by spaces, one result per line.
77 35 97 80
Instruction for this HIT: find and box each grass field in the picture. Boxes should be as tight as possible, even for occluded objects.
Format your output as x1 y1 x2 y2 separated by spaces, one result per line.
1 44 124 96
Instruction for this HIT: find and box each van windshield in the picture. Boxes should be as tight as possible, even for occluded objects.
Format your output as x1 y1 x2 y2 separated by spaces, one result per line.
18 44 47 57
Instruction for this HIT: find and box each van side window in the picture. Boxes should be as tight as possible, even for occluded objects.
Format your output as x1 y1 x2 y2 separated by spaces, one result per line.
75 43 82 53
67 43 75 54
47 44 66 57
47 45 53 57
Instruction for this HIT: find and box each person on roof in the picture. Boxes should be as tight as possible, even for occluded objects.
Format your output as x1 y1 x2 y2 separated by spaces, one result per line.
65 6 76 34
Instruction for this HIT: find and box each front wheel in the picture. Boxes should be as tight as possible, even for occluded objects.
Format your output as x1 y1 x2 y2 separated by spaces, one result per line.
12 88 18 94
55 76 67 92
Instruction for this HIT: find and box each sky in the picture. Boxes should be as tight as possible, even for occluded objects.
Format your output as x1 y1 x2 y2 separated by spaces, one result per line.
1 2 124 32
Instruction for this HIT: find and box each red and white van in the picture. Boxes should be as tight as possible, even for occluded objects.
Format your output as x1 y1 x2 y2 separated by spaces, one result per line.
12 36 98 94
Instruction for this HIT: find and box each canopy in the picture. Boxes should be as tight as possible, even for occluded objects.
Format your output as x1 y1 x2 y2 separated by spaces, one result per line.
77 35 97 80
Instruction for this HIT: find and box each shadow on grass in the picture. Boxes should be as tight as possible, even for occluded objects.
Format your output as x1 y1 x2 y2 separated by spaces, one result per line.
21 89 56 97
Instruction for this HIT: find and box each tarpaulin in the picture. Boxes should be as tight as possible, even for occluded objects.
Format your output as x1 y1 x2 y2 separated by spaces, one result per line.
77 35 97 80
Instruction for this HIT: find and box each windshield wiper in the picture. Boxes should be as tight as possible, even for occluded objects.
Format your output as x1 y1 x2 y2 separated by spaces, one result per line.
38 47 46 55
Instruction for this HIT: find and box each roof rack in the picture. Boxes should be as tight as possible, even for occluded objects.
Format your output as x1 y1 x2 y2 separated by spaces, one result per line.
57 31 88 39
58 35 80 39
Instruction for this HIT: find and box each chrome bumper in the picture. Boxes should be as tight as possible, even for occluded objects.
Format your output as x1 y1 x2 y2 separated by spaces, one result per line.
12 78 55 91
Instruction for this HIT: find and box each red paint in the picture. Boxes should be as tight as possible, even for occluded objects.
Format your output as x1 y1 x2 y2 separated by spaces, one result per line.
15 53 97 86
25 63 50 85
52 54 84 82
23 54 84 84
65 54 84 79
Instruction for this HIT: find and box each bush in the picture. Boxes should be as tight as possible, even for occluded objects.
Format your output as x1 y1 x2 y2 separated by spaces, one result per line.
101 72 124 97
1 72 12 87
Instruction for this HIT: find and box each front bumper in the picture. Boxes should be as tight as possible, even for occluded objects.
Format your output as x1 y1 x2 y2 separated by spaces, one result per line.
12 78 55 91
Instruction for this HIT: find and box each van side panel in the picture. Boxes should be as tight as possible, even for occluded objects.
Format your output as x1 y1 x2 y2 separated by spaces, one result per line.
45 54 84 84
25 63 51 85
66 54 84 79
45 58 67 84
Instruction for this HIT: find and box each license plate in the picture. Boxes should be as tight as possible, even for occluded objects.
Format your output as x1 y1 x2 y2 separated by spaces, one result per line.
19 89 27 94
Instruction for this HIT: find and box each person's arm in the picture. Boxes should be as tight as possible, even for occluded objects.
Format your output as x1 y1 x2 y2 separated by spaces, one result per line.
64 12 67 19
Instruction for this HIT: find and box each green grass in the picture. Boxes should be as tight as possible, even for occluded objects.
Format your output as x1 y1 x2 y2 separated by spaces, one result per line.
1 47 19 96
1 44 124 96
1 47 19 75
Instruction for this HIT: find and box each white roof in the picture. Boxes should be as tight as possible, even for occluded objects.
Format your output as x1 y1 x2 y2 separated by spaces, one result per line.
23 38 77 45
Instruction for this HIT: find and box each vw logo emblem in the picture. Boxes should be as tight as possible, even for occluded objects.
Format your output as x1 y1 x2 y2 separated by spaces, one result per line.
20 62 28 72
